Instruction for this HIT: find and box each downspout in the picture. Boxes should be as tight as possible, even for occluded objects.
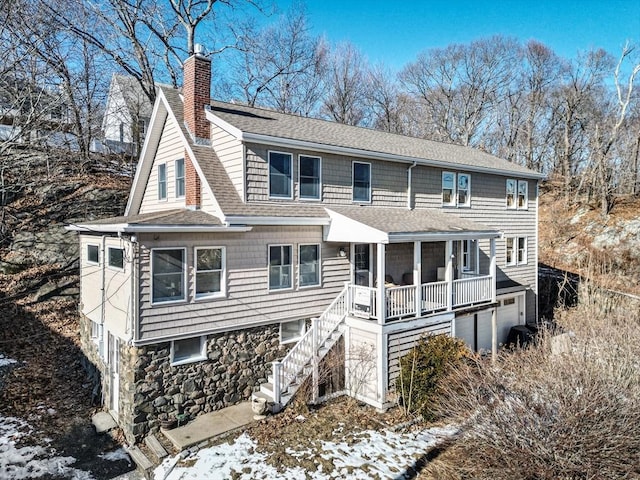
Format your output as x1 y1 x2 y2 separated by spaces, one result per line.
100 235 107 349
406 162 417 209
129 235 139 344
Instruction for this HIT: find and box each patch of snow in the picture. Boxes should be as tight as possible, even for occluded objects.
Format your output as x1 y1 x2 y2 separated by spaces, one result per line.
99 448 131 463
0 354 17 367
154 425 457 480
0 415 94 480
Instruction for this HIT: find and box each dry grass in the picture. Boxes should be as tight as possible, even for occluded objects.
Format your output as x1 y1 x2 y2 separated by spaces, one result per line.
423 287 640 479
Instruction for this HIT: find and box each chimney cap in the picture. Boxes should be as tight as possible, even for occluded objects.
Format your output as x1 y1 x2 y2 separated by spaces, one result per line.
194 44 205 56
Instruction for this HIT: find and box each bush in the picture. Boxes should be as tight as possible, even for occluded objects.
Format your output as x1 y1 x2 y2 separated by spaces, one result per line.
425 291 640 479
397 334 469 420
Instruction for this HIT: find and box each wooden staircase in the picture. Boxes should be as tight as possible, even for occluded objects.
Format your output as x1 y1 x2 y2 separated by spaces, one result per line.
255 284 349 411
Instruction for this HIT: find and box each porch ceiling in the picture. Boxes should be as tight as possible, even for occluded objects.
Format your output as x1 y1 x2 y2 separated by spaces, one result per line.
324 206 501 244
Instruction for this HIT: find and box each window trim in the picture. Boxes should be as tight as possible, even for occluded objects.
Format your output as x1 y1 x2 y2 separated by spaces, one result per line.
298 243 321 288
352 161 372 203
157 163 167 201
170 336 207 366
442 171 456 207
107 247 125 271
280 319 306 345
268 244 294 292
461 239 478 273
194 246 226 300
175 158 185 199
457 173 471 207
298 154 322 201
505 236 528 266
87 244 100 265
517 180 529 210
150 247 187 305
268 150 294 200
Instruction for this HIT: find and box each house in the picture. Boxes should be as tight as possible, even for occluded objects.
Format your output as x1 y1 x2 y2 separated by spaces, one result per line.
68 50 545 444
100 74 154 156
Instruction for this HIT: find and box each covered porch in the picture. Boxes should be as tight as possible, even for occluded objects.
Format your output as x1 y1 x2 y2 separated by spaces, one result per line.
324 206 501 324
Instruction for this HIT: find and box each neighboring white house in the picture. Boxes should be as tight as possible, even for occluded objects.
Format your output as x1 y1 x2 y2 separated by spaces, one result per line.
68 52 545 444
101 75 155 156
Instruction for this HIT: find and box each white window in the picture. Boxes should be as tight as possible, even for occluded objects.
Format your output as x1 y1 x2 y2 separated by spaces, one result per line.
269 151 293 199
175 159 185 198
461 239 478 273
87 244 100 264
507 179 528 210
517 180 528 209
299 155 321 200
195 247 225 299
269 245 292 290
353 162 371 203
299 244 320 287
171 336 206 366
158 163 167 200
442 171 471 207
280 319 305 344
108 247 124 269
506 237 527 266
151 248 186 303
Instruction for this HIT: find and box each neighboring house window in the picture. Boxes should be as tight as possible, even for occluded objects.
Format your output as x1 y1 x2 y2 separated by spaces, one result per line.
158 163 167 200
518 180 528 209
87 244 100 264
138 119 146 136
506 237 527 266
353 162 371 203
299 155 321 200
442 171 471 207
171 336 206 365
506 179 528 209
119 123 124 143
269 245 292 290
108 247 124 269
299 244 320 287
175 158 185 198
461 239 478 273
269 151 293 199
152 248 186 303
280 319 305 344
195 247 225 299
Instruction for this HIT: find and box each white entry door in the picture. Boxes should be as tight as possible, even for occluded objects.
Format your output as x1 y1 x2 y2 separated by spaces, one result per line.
107 332 120 415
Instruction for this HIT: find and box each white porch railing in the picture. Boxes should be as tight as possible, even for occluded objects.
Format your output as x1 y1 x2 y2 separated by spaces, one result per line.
346 275 493 323
272 284 348 406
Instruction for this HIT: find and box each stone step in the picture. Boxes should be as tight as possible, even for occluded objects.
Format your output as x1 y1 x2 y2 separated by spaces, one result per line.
91 411 118 434
144 434 168 462
126 445 154 478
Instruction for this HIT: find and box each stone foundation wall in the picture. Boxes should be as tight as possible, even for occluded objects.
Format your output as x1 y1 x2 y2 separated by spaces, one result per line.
128 324 289 442
78 314 106 407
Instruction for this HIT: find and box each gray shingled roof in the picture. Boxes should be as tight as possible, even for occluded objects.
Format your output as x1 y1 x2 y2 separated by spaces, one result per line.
209 100 543 178
73 209 223 228
326 206 497 235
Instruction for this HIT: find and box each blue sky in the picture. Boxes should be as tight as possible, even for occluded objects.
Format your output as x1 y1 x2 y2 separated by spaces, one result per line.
276 0 640 71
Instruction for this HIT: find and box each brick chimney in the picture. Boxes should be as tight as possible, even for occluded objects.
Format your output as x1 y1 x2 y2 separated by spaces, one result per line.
183 45 211 209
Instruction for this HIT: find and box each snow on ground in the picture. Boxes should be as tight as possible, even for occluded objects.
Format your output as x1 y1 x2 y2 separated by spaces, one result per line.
155 425 457 480
0 354 17 367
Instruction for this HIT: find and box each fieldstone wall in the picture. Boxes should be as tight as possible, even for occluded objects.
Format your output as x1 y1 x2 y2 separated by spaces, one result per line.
127 324 290 442
78 314 106 406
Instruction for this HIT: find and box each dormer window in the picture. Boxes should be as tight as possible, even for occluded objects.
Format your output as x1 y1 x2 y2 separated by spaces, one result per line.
269 151 293 199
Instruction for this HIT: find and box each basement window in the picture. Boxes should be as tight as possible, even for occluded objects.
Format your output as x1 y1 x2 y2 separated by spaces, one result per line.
280 319 305 344
171 336 207 366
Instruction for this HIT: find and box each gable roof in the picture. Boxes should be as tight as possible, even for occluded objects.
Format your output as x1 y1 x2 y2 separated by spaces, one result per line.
206 100 545 180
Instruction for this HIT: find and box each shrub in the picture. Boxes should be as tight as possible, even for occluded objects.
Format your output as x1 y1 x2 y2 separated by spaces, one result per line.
424 291 640 479
397 334 469 420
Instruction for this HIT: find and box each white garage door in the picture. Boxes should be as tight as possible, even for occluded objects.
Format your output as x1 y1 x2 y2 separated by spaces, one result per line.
454 294 524 352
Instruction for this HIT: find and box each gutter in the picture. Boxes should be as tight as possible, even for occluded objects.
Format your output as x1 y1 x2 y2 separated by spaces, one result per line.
66 224 253 234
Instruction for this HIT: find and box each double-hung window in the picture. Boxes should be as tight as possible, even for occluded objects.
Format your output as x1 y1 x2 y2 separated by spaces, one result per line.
353 162 371 203
152 248 186 303
299 155 321 200
269 151 293 199
506 179 528 209
175 159 185 198
461 239 478 273
269 245 292 290
506 237 527 266
442 171 470 207
158 163 167 200
195 247 225 299
299 244 320 287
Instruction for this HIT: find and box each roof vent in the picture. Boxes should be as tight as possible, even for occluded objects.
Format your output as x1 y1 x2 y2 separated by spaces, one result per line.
194 43 205 56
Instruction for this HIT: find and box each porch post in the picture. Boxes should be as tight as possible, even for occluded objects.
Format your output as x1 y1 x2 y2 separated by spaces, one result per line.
490 237 497 302
414 241 422 317
376 243 386 325
445 240 453 311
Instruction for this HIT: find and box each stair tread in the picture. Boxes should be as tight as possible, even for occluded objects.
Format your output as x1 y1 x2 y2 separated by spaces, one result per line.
127 445 154 472
144 434 168 460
